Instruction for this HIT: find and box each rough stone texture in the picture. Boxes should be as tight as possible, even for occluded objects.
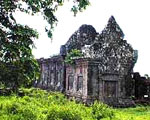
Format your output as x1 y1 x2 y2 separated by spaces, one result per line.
36 16 139 107
65 24 97 53
64 16 136 106
83 16 135 74
35 56 65 92
65 59 88 103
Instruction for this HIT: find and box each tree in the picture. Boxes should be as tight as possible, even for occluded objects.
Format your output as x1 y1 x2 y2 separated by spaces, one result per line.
0 0 89 89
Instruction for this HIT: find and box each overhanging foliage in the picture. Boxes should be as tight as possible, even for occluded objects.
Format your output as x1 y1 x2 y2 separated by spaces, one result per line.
0 0 90 89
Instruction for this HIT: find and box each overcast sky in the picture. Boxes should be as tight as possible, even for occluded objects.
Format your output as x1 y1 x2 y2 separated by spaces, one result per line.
14 0 150 75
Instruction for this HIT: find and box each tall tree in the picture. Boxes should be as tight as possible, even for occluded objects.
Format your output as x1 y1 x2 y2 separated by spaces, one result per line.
0 0 89 89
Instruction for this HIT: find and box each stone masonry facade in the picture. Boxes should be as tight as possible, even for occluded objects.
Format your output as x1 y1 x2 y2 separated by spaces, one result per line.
35 16 138 107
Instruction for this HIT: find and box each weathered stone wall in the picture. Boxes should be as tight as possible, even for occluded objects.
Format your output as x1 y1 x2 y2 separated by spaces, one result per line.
36 16 140 107
64 16 136 106
87 60 99 97
65 59 88 102
35 56 65 92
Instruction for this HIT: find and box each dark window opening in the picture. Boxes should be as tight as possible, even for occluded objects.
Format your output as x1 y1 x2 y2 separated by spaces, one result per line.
68 75 74 90
77 76 83 91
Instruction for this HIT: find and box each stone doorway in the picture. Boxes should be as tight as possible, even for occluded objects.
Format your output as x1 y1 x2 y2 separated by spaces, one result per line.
104 81 117 98
102 74 119 104
103 80 118 104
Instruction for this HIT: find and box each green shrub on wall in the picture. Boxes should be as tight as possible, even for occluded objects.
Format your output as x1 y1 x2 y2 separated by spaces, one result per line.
65 49 83 65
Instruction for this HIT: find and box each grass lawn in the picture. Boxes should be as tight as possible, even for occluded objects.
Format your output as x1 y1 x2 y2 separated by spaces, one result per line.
113 106 150 120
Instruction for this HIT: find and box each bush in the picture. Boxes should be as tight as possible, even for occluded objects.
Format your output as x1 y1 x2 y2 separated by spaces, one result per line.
47 105 82 120
3 88 150 120
92 101 115 119
0 96 38 120
65 49 83 65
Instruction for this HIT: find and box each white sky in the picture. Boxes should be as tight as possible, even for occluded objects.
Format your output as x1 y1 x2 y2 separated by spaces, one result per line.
14 0 150 75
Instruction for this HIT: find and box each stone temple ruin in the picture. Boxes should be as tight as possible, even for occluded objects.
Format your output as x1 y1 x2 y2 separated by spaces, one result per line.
35 16 139 107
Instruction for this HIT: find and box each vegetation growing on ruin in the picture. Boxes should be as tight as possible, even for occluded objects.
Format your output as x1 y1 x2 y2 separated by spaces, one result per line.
65 49 83 65
0 88 150 120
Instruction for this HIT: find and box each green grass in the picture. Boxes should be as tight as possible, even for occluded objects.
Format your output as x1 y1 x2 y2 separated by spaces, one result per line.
0 88 150 120
114 106 150 120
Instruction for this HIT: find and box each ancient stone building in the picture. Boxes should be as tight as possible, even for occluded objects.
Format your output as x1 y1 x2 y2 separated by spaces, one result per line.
35 16 138 107
133 72 150 101
35 56 65 91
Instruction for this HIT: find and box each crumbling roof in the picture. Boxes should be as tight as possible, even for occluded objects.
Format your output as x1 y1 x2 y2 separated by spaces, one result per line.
101 16 124 39
62 16 137 74
78 24 97 35
65 24 97 52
